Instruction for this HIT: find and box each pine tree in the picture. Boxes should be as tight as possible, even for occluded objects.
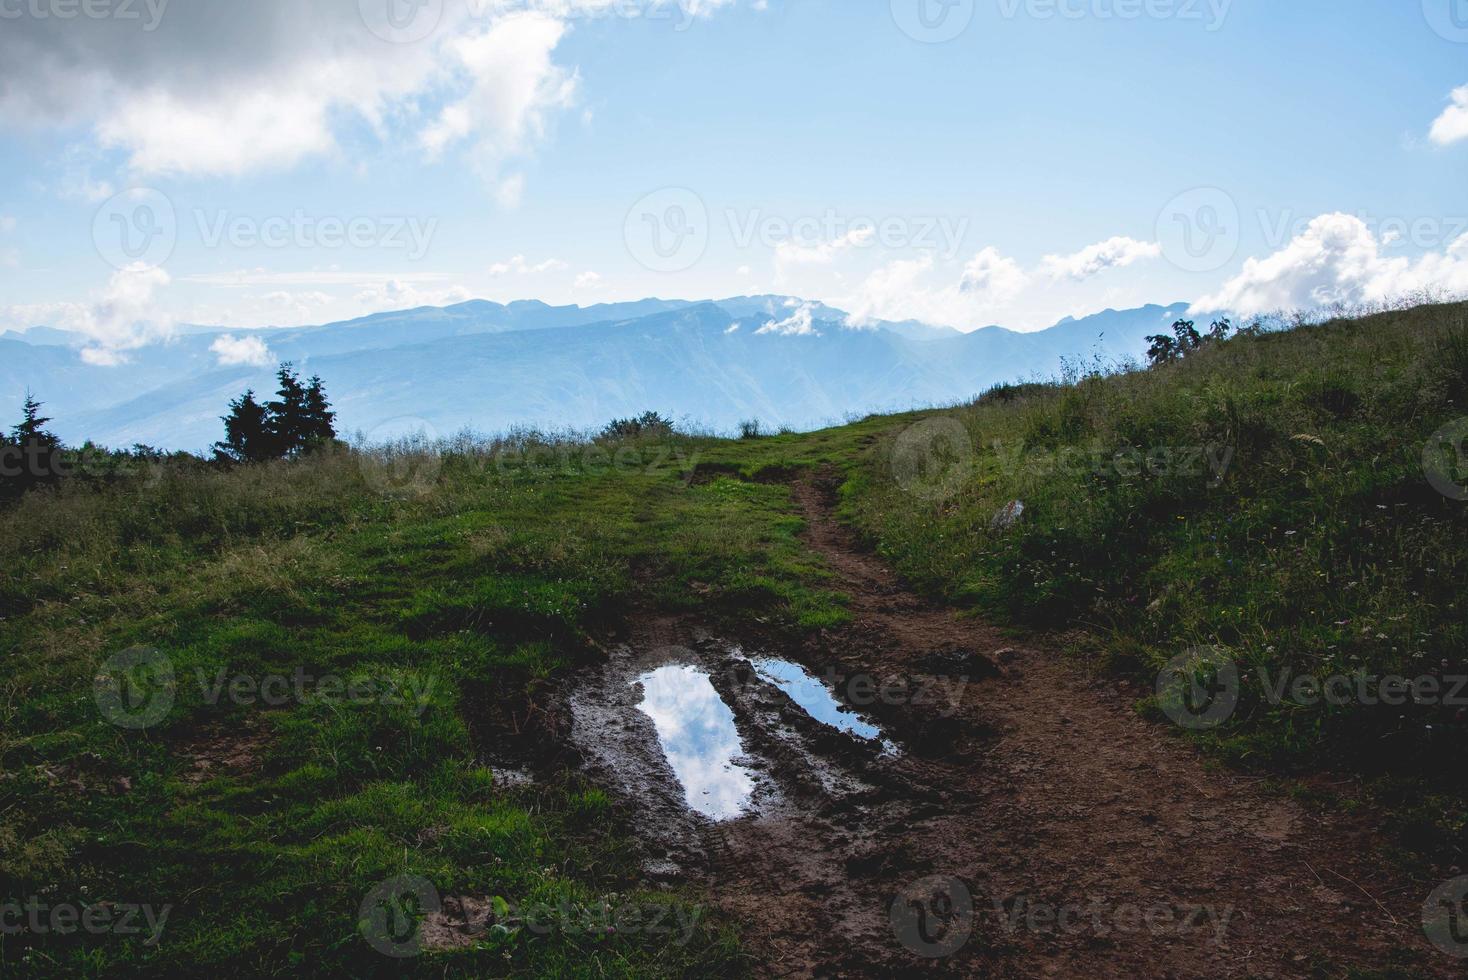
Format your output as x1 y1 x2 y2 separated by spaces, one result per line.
2 393 61 498
214 367 337 464
300 375 337 445
265 363 310 457
214 390 273 463
12 392 58 448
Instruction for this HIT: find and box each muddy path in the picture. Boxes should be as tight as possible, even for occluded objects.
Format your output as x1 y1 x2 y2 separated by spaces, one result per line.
565 473 1459 978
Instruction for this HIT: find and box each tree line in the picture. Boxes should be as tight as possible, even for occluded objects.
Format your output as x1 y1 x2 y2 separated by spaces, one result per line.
214 364 337 463
0 364 337 503
1145 318 1234 366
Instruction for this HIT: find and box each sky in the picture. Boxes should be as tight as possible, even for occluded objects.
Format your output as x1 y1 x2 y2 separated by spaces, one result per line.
1 0 1467 366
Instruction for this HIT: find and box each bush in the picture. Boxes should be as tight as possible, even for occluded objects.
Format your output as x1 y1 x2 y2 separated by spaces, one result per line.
600 411 674 440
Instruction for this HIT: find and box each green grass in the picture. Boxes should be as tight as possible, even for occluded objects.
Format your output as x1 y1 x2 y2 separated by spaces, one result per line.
0 434 824 977
4 301 1467 975
840 301 1468 863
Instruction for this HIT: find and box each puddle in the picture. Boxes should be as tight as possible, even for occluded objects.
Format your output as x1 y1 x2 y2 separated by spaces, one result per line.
751 657 894 751
633 665 756 821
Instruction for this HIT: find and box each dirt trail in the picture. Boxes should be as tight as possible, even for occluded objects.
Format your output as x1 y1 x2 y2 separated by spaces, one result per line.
660 474 1454 979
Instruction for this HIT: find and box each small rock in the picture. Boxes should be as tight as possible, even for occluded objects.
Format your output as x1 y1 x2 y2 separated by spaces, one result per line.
991 500 1025 531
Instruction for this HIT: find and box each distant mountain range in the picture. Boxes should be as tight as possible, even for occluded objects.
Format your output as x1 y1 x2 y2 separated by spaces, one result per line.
0 297 1194 452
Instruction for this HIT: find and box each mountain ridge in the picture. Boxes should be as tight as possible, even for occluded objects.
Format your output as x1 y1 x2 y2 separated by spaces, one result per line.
2 297 1193 451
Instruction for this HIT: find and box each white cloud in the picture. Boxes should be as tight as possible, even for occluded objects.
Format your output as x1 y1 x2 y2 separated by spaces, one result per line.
1192 212 1468 316
98 85 339 177
843 236 1155 332
247 289 335 324
263 290 331 308
183 269 456 288
774 226 875 268
54 145 116 203
1040 236 1161 281
756 303 820 336
0 216 15 234
354 279 473 312
574 271 603 289
8 263 177 364
495 173 528 209
210 334 275 368
1430 86 1468 147
0 2 760 185
489 255 570 276
959 247 1030 303
420 12 577 184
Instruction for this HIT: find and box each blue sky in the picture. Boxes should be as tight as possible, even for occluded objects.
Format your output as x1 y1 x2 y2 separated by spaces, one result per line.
1 0 1466 364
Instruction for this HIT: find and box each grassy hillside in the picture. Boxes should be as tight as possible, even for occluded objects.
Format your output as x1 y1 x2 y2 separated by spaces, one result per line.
841 300 1468 861
2 301 1466 975
0 432 862 977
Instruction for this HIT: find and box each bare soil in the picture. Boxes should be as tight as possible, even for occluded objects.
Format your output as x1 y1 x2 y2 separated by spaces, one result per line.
566 473 1459 978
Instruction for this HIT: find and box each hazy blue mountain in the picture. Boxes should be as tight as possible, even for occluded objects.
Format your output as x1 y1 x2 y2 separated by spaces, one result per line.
3 297 1193 452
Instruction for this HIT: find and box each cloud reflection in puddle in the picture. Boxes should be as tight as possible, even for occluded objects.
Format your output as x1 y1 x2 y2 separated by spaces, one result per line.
633 665 755 821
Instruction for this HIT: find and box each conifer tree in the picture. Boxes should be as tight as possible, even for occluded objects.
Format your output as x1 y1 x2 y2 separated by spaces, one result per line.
214 390 273 463
214 366 337 463
1 392 61 497
12 392 58 448
300 375 337 445
266 363 310 457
